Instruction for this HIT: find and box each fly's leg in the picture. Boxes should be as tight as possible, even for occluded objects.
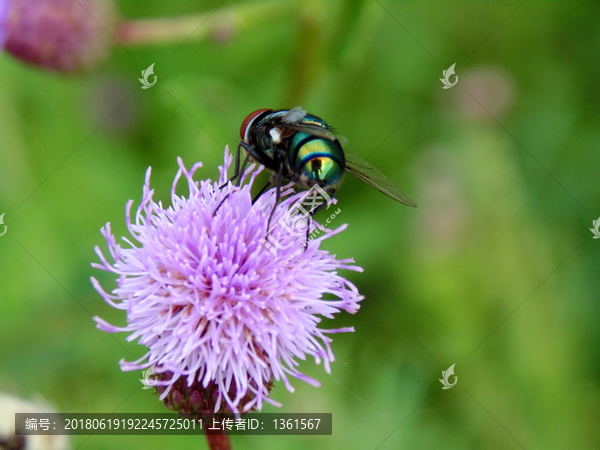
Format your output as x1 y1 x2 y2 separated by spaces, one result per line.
214 141 257 217
213 193 231 217
252 181 272 204
236 148 253 187
265 163 284 237
219 141 252 189
303 188 336 249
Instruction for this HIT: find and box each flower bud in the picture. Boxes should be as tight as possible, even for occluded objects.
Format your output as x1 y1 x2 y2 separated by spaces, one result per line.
3 0 119 73
154 371 273 420
0 1 8 49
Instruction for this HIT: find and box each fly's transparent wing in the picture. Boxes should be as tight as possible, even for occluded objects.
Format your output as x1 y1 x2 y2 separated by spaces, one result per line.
344 151 417 207
282 123 337 141
281 106 339 141
282 106 307 124
336 134 349 147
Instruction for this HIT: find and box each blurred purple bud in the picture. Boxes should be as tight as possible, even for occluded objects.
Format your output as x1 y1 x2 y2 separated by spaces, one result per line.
3 0 119 73
453 66 517 121
0 0 8 49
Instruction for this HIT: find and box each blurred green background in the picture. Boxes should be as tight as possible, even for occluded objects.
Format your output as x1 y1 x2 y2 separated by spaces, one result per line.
1 0 599 449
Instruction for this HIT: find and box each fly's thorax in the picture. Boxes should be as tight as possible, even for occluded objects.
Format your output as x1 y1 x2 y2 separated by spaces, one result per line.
290 132 345 188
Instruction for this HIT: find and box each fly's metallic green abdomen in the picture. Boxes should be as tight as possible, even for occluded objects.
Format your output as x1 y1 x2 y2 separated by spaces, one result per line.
290 131 344 186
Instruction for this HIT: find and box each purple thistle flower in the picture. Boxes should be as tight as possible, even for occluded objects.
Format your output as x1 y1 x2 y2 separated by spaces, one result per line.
0 0 8 49
92 148 364 414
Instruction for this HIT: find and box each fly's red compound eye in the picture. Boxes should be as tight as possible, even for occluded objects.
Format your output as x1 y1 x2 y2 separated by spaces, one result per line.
240 109 271 140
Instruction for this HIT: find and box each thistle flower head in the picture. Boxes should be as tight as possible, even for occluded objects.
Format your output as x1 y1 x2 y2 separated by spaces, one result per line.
3 0 118 72
0 0 8 49
92 148 363 414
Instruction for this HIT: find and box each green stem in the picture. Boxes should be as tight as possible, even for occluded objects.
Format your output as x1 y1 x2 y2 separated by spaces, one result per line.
117 0 302 46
